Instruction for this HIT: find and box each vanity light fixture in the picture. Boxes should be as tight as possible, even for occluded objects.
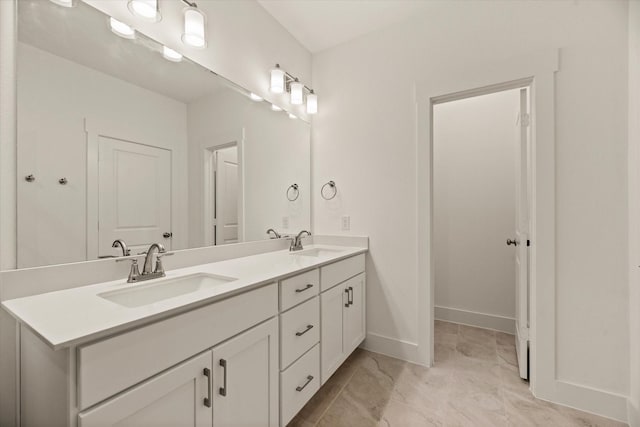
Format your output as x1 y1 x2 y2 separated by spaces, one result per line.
306 90 318 114
181 2 207 48
128 0 161 22
269 64 317 114
110 17 135 39
290 79 304 105
49 0 75 7
250 93 264 102
162 46 183 62
270 64 285 94
271 104 283 112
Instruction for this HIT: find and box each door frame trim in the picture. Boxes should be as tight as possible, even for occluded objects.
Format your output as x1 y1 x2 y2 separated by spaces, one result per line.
415 49 558 399
202 128 245 247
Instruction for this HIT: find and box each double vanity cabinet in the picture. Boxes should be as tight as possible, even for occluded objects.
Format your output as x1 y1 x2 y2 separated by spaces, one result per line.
10 248 366 427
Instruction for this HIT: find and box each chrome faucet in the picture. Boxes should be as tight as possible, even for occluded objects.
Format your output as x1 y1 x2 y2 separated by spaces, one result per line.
143 243 166 275
112 239 130 256
290 230 311 251
266 228 281 239
119 243 173 283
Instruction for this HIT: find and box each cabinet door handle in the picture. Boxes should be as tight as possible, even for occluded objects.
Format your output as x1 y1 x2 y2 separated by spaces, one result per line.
348 287 354 306
344 288 350 307
296 375 314 392
203 368 212 407
295 324 314 336
295 284 313 293
219 359 227 396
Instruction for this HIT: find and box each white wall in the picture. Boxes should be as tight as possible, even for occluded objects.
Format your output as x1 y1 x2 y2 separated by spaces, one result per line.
187 87 311 247
16 42 188 267
628 1 640 425
433 90 518 332
312 0 628 419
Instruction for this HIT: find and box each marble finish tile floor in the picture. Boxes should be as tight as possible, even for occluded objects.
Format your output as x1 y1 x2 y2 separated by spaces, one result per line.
288 321 627 427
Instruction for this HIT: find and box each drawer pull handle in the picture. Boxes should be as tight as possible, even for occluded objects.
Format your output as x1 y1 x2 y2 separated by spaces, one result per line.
295 324 314 336
203 368 212 407
344 288 350 307
296 375 314 392
219 359 227 396
348 286 354 306
295 284 314 293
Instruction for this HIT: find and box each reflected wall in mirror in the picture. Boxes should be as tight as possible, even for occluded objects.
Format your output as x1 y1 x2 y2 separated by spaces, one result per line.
16 0 310 269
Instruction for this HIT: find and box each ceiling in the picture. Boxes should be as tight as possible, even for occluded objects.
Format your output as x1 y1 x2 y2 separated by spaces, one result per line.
257 0 433 53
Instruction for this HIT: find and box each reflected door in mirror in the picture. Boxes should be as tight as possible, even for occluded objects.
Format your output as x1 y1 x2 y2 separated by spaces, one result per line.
98 137 172 257
214 146 239 245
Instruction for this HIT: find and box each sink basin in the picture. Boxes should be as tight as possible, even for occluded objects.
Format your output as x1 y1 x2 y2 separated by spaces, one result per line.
98 273 237 308
291 248 343 257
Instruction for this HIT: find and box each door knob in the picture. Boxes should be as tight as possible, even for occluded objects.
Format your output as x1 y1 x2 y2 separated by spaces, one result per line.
163 232 173 238
506 238 518 246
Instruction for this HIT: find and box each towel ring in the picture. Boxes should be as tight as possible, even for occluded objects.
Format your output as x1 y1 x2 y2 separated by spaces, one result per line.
287 183 299 201
321 180 337 200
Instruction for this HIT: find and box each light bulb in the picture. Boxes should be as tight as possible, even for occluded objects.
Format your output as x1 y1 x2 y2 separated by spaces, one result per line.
182 7 206 48
270 65 285 94
162 46 183 62
49 0 75 7
290 80 303 105
110 17 135 39
306 91 318 114
128 0 160 21
250 93 263 102
271 104 282 112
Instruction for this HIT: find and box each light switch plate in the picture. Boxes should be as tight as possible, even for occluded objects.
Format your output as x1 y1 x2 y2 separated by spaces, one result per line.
341 215 350 231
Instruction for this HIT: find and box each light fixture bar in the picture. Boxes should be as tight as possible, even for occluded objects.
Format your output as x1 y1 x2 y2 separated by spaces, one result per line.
181 0 197 7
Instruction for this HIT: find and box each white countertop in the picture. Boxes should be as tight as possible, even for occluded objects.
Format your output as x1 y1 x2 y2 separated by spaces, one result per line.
2 244 366 350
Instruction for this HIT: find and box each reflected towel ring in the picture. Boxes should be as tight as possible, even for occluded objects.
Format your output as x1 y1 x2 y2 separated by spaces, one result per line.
287 183 299 201
321 180 337 200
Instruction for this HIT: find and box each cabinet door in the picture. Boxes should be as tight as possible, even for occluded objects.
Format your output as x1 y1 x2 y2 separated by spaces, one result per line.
344 273 366 354
212 318 279 427
78 351 212 427
320 282 347 384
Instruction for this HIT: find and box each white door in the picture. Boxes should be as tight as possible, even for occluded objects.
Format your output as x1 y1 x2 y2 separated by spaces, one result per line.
98 137 172 257
212 318 279 427
514 87 531 380
78 351 212 427
214 146 239 245
343 273 366 355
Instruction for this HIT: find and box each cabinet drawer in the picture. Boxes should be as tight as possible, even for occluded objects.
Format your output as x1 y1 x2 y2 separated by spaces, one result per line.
320 254 365 292
280 344 320 427
280 269 319 311
77 283 278 410
280 296 320 369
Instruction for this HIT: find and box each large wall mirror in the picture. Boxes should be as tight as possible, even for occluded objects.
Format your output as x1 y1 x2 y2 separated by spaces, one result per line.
15 0 311 269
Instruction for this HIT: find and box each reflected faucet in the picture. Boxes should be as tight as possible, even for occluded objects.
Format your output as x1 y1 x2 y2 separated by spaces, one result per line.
290 230 311 252
112 239 130 257
266 228 281 239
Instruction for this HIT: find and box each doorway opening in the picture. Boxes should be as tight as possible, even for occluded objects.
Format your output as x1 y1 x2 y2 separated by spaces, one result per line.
204 143 240 246
432 84 531 381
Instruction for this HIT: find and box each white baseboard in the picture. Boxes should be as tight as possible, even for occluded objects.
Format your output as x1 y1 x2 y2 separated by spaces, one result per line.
435 306 515 334
628 399 640 427
535 380 629 423
361 332 422 366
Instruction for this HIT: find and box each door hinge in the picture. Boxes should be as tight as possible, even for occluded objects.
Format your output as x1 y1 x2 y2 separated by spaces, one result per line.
521 113 530 127
527 239 530 247
212 218 217 226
